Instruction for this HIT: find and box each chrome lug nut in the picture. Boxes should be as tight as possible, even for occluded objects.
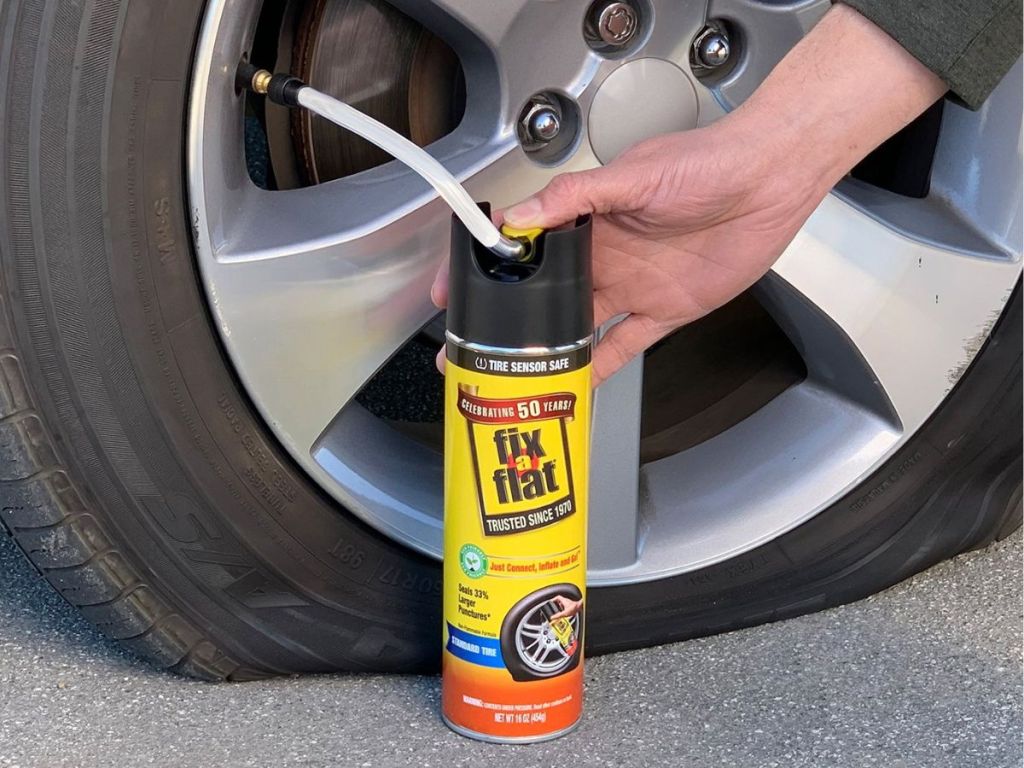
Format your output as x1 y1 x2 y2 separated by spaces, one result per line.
519 97 564 149
517 92 579 162
528 107 562 142
698 33 731 67
693 26 732 69
595 2 638 47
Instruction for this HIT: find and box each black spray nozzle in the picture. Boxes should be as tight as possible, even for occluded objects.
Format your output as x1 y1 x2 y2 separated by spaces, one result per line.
447 204 594 349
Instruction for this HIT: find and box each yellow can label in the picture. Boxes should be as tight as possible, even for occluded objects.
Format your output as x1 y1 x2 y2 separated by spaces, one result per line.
442 340 591 740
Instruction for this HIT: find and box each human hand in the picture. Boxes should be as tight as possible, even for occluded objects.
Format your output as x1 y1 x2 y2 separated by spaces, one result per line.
548 595 583 621
431 5 945 386
432 123 813 385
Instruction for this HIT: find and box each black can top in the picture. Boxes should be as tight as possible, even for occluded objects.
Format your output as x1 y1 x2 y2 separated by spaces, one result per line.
446 206 594 350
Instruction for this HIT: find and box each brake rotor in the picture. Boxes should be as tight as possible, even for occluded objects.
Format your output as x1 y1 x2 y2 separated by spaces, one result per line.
291 0 463 184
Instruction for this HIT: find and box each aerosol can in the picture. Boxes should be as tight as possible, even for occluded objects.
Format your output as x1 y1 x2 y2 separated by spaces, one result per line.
442 214 593 742
237 65 593 744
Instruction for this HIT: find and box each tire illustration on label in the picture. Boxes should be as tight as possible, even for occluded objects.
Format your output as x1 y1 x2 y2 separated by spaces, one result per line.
500 584 584 682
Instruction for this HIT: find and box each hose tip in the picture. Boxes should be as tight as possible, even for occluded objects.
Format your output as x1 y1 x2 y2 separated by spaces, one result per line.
493 236 530 262
498 224 544 262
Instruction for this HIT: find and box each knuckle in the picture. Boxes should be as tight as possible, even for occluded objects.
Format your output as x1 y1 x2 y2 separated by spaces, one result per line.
546 173 580 199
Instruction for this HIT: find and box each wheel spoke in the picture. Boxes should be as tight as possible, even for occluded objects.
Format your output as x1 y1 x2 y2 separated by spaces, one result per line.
390 0 597 126
200 193 447 455
589 352 644 571
197 113 567 458
202 141 583 456
392 0 536 55
603 191 1020 586
767 194 1021 435
706 0 830 106
213 125 525 263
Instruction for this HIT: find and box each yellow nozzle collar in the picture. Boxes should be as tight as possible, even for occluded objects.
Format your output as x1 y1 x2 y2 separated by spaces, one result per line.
500 224 544 244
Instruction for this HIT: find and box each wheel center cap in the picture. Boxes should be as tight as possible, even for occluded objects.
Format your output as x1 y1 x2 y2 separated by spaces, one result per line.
588 58 699 164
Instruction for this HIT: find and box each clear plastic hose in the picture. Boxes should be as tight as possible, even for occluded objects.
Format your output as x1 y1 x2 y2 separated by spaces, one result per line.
297 87 525 261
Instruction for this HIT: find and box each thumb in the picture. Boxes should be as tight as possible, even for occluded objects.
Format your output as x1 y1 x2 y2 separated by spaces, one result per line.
502 166 645 229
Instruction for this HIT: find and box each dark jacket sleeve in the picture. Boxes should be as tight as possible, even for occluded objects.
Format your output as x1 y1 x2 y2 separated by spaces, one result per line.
839 0 1022 108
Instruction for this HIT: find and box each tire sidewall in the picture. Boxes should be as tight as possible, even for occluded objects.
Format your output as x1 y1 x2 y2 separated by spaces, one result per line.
9 0 442 673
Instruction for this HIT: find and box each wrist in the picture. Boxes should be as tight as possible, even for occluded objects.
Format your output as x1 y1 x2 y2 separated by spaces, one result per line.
709 104 838 213
718 4 946 198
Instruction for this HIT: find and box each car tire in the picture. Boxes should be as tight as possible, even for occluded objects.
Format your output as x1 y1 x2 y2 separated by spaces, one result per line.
0 0 1019 680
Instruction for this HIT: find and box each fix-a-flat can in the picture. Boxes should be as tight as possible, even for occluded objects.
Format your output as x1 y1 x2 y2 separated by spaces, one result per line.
442 211 593 743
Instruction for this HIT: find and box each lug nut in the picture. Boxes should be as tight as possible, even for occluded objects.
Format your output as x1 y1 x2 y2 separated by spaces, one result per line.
693 26 732 69
519 97 565 150
517 92 579 162
595 2 638 47
697 33 731 67
528 107 562 142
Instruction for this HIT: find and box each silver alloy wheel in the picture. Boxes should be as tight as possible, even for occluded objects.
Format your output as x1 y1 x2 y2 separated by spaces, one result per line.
188 1 1023 585
515 606 579 676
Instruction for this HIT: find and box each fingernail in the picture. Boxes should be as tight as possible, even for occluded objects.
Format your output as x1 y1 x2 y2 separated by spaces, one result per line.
503 198 542 226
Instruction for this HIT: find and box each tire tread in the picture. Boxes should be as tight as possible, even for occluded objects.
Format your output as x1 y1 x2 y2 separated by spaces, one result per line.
0 302 237 680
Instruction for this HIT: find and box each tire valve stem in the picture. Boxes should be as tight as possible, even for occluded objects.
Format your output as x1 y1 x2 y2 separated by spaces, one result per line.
235 61 528 262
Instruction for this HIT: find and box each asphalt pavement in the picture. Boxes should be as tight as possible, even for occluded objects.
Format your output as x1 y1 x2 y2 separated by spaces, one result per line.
0 529 1020 768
